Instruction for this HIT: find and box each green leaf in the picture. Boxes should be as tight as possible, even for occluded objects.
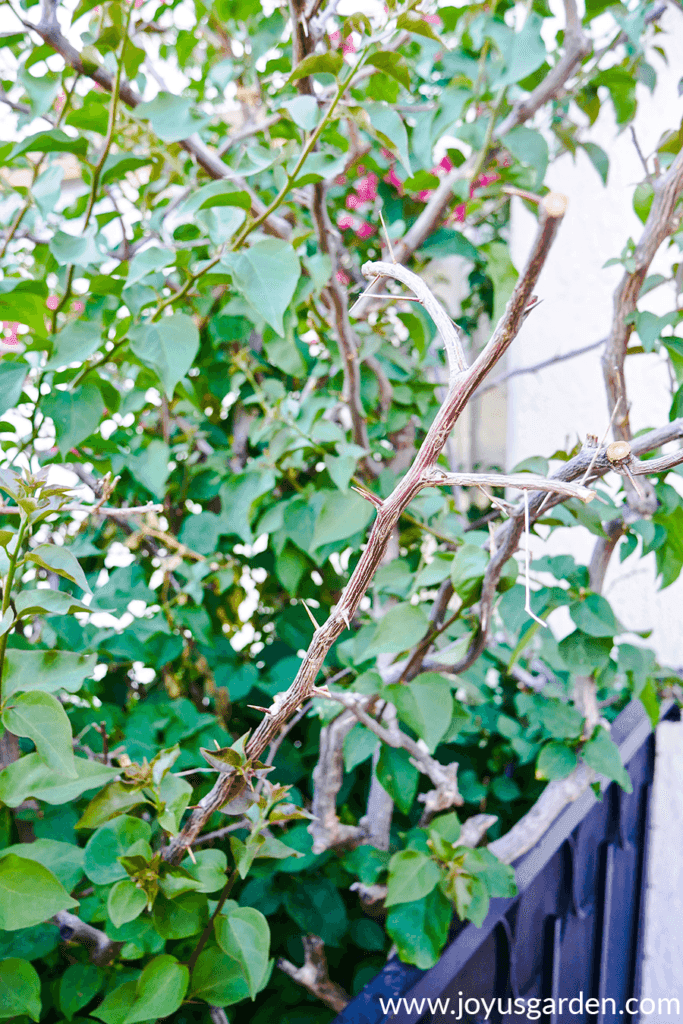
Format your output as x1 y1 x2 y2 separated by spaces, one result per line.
539 700 584 739
181 849 228 893
14 589 91 619
502 125 548 185
190 947 249 1007
363 602 429 659
215 907 270 999
32 164 64 216
582 142 609 184
3 650 96 698
558 630 613 670
44 320 103 370
133 92 210 142
156 772 192 834
227 239 300 336
582 727 632 792
0 282 47 337
26 543 91 593
0 362 28 417
0 958 41 1021
126 246 174 287
125 956 189 1024
2 691 77 778
384 673 453 752
0 839 84 892
343 723 379 771
366 51 411 89
536 741 578 780
10 129 87 158
280 95 320 130
310 490 374 552
0 752 118 807
58 963 104 1020
364 103 411 175
490 14 547 87
76 781 151 830
152 891 208 939
107 879 147 928
376 745 419 815
385 849 442 907
283 877 347 945
49 226 105 268
481 239 518 327
386 885 453 969
450 543 489 605
129 312 199 397
84 816 152 885
289 52 343 81
0 854 78 929
91 980 137 1024
42 382 105 456
396 11 442 42
128 440 171 499
341 846 391 885
569 594 619 637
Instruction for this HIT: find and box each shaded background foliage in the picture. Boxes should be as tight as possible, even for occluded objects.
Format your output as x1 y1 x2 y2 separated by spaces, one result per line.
0 0 682 1019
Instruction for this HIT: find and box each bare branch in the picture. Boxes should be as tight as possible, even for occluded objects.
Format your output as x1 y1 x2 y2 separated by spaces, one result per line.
445 417 683 675
162 192 567 865
476 337 606 395
310 709 365 853
488 764 596 865
425 468 596 502
602 149 683 446
359 260 468 380
277 936 350 1013
311 185 370 453
496 0 591 137
54 911 121 965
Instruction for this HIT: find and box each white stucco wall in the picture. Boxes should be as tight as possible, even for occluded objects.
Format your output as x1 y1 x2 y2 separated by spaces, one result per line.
506 8 683 669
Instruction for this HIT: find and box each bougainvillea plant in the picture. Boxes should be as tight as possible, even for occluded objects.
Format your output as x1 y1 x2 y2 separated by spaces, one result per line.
0 0 682 1019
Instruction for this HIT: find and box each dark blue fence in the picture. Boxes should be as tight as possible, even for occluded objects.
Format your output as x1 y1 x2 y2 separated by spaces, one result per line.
334 700 679 1024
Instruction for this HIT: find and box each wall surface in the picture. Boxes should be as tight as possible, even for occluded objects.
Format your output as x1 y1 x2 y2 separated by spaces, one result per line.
505 11 683 1008
640 720 683 1020
506 8 683 669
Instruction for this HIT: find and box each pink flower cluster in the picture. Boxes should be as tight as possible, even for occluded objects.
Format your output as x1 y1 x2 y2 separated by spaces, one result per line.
2 322 19 346
46 295 60 310
72 300 85 314
338 172 378 240
329 30 356 56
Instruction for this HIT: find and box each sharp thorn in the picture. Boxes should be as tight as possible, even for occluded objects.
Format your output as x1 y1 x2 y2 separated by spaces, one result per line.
301 599 321 630
248 705 271 714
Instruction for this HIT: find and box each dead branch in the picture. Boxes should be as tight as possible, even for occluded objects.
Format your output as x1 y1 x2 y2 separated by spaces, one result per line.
163 193 567 864
488 764 596 865
444 416 683 675
311 184 370 453
277 936 350 1013
327 692 464 815
23 0 291 241
54 911 121 965
496 0 591 137
355 261 467 380
310 709 365 853
602 149 683 447
425 469 596 502
476 337 606 395
358 744 394 851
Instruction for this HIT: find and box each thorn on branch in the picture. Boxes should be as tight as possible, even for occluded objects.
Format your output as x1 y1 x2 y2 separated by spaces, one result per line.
301 599 321 630
351 484 383 508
